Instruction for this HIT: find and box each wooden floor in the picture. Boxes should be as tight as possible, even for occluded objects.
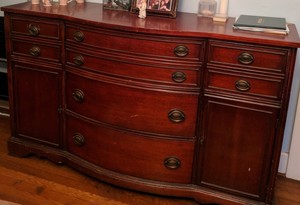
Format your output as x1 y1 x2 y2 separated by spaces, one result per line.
1 116 300 205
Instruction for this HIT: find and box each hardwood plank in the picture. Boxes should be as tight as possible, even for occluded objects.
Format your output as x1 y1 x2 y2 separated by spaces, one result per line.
1 116 300 205
0 117 197 205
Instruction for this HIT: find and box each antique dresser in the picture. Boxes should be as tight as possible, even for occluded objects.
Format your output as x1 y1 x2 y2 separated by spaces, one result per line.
2 2 300 204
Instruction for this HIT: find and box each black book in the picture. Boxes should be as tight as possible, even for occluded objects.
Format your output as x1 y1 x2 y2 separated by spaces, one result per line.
234 15 287 30
233 15 289 35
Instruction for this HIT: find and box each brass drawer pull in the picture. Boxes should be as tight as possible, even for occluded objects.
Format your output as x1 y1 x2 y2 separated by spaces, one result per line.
164 157 181 169
174 45 189 57
28 23 40 36
29 46 41 57
73 31 85 42
168 109 185 123
238 52 254 65
72 89 85 103
172 71 186 83
73 133 85 147
235 80 251 92
73 55 85 66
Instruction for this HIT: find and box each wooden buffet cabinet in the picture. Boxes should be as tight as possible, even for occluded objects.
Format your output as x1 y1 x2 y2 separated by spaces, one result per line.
2 2 300 204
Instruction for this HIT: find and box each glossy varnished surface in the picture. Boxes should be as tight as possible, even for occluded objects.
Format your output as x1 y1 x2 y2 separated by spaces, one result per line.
0 117 300 205
2 2 300 204
1 2 300 47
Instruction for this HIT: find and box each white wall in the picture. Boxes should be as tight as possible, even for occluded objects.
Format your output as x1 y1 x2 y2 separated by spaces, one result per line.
0 0 27 16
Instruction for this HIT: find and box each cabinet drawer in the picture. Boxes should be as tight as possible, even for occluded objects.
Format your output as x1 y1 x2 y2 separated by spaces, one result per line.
11 39 61 63
66 49 200 87
65 26 203 60
66 71 198 138
208 41 288 73
66 116 195 183
206 70 283 99
10 15 61 40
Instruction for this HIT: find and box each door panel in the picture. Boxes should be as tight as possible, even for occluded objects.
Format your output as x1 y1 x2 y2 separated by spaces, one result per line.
198 97 279 199
13 63 61 146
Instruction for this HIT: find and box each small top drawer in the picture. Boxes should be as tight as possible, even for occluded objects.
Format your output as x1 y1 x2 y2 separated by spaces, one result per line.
10 15 61 40
65 25 204 60
208 40 288 73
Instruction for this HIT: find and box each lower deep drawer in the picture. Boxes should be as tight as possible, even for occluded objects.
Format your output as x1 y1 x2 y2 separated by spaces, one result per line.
66 115 195 183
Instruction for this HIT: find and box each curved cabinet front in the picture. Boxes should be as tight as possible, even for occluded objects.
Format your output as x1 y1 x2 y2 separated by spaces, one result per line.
3 3 300 205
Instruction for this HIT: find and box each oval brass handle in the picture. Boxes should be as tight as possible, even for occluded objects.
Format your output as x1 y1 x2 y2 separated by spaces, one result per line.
235 80 251 92
172 71 186 83
73 133 85 147
164 157 181 169
73 31 85 42
29 46 41 57
238 52 254 65
28 23 40 36
72 89 85 103
73 55 85 66
168 109 185 123
174 45 189 57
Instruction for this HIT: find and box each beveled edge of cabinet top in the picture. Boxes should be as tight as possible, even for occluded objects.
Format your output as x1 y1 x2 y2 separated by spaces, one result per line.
2 2 300 48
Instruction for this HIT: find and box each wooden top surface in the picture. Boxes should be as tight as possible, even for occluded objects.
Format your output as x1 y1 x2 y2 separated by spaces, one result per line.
2 2 300 48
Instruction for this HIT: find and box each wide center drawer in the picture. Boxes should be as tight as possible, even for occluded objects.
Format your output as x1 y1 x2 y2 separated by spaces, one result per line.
66 115 195 184
66 49 200 87
66 70 199 138
65 24 204 61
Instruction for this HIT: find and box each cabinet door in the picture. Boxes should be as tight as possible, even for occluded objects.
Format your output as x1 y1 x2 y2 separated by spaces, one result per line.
197 97 279 200
12 62 61 147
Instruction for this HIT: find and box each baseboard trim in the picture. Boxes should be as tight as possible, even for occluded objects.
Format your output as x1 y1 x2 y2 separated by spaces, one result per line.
278 152 289 174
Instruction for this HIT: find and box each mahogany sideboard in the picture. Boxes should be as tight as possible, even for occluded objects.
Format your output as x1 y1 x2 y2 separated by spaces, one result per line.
2 2 300 204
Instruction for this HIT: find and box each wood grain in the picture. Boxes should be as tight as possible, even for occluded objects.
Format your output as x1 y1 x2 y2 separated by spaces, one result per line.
1 116 300 204
0 117 197 205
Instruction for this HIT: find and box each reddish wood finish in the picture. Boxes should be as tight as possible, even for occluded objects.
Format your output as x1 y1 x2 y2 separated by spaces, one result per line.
2 2 300 205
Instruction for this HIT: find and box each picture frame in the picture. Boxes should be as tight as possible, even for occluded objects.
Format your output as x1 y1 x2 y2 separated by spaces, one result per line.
103 0 131 11
130 0 179 18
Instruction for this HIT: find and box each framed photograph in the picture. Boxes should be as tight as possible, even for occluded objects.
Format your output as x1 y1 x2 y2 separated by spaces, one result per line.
130 0 179 18
103 0 131 11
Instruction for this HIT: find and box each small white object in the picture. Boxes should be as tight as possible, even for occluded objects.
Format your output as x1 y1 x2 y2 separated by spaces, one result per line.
31 0 40 4
59 0 72 6
219 0 228 15
198 0 217 18
138 0 147 19
213 0 229 22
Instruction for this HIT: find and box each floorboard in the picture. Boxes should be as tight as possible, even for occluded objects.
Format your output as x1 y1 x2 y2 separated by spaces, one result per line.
1 116 300 205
